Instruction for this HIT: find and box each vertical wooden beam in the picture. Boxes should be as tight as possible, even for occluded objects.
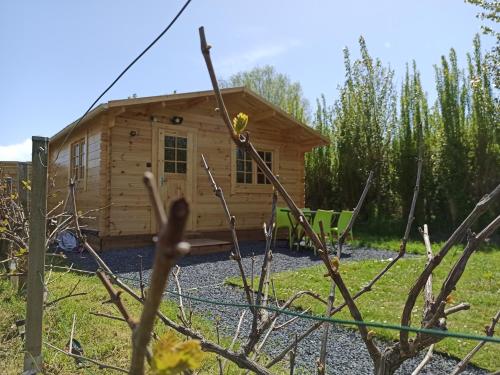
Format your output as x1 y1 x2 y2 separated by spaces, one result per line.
18 162 29 217
23 136 49 373
5 176 12 195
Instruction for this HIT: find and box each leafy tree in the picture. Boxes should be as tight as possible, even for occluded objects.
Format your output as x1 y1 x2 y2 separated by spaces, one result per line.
467 35 500 198
464 0 500 87
220 65 310 122
433 48 472 225
332 37 397 220
305 96 336 210
393 62 429 226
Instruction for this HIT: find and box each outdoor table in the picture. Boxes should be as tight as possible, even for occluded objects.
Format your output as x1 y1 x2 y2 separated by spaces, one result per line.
280 208 315 249
280 208 340 250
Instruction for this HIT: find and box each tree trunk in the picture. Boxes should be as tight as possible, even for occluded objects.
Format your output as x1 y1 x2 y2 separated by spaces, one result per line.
374 348 405 375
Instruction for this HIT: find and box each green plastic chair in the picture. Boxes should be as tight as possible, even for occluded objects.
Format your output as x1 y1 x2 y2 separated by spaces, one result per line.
273 207 296 249
306 209 334 253
331 210 354 242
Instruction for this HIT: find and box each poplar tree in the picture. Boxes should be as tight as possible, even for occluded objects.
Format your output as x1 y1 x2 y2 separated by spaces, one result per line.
333 37 397 221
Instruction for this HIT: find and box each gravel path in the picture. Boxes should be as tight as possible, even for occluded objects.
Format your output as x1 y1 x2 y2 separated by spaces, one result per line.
68 241 487 374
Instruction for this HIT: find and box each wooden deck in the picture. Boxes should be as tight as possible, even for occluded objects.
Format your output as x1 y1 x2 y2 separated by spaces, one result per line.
188 238 232 255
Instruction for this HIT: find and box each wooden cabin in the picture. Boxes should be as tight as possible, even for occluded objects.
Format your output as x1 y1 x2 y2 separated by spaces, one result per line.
0 161 32 195
48 87 328 251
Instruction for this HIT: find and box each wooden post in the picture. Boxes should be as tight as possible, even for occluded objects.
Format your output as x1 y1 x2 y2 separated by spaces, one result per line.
6 176 12 195
23 136 49 373
18 162 29 217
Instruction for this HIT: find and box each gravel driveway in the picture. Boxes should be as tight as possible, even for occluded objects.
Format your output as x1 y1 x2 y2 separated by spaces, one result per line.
69 241 487 374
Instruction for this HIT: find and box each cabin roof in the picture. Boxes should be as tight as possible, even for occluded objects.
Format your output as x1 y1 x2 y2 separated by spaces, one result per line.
51 87 329 147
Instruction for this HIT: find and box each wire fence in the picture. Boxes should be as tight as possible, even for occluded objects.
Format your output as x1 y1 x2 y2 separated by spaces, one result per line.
103 270 500 345
43 259 499 345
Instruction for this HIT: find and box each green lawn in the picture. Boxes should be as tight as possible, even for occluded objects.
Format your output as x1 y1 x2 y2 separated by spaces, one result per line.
0 269 247 374
228 242 500 371
350 232 499 255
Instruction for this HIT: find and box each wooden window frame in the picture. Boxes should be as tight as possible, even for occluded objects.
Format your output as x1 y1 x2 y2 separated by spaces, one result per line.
70 138 86 186
231 143 279 194
164 135 188 175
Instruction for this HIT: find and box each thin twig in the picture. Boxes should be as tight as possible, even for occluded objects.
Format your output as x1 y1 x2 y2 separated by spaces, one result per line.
45 281 87 308
89 311 127 323
336 171 374 257
201 154 255 309
200 26 380 363
173 265 190 327
289 334 298 375
68 313 76 355
215 319 224 375
450 311 500 375
411 344 434 375
400 184 500 352
138 255 145 300
221 311 247 372
129 173 190 374
44 341 128 373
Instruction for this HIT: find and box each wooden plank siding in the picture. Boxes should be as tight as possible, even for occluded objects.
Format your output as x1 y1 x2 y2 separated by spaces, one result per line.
105 98 307 238
48 114 107 234
0 161 32 193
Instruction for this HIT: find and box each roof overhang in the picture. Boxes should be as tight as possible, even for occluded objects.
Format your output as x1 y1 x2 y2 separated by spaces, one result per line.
51 88 329 148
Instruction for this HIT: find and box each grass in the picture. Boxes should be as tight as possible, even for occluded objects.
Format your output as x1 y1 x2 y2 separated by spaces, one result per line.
350 232 499 255
228 239 500 371
0 268 254 374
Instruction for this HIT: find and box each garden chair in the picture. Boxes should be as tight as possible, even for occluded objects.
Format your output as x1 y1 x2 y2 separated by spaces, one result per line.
273 207 296 249
331 210 354 243
306 209 334 254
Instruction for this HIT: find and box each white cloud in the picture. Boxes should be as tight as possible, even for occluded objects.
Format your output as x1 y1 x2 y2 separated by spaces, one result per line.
0 138 32 161
384 41 392 49
217 39 301 73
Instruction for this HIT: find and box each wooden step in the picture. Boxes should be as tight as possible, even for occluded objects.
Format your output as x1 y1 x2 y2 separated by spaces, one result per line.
188 238 232 255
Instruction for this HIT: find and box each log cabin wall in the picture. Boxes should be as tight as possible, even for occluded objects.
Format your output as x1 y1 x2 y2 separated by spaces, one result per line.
107 95 307 238
0 161 32 193
47 89 326 249
48 114 107 234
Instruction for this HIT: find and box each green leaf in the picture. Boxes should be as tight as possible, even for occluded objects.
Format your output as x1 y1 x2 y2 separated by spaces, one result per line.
152 331 204 375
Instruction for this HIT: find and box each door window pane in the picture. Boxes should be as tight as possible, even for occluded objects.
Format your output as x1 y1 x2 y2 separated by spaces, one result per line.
165 148 175 161
177 149 187 162
164 135 188 174
177 162 187 174
165 162 175 173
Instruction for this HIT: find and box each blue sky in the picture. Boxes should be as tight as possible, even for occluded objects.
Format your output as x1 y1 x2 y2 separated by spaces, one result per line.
0 0 492 160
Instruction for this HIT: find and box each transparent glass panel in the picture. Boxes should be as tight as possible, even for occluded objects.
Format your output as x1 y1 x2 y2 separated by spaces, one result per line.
177 137 187 149
165 136 175 148
237 172 244 183
246 161 252 171
177 162 187 174
177 149 187 162
245 173 252 183
236 148 244 160
165 148 175 161
236 160 244 172
257 173 265 184
165 162 175 173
